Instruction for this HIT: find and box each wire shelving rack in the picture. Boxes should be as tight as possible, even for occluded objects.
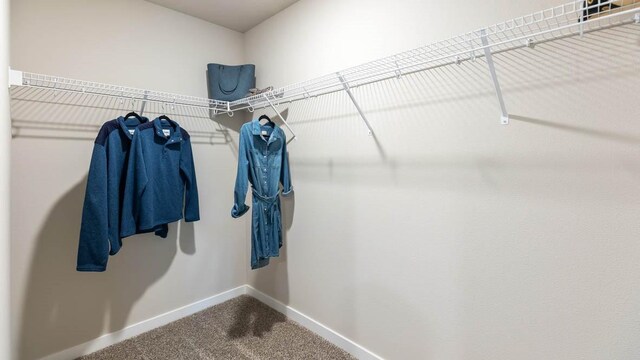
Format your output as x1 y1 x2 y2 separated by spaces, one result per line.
9 0 640 141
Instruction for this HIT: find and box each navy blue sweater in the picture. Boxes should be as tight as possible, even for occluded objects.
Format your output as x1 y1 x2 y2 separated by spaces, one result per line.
77 116 168 272
120 117 200 238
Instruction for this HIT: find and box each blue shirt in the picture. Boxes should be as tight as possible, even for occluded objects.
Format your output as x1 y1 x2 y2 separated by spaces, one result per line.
121 117 200 238
232 119 293 269
77 116 168 272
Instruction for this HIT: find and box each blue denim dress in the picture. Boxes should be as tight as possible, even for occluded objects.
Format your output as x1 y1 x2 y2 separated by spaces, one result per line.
232 119 293 269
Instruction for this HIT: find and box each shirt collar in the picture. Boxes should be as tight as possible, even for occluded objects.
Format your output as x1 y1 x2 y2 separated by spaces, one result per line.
250 119 263 135
117 115 148 140
250 119 278 138
153 117 184 144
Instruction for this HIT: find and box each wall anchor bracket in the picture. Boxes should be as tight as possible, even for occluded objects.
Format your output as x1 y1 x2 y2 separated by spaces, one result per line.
8 67 23 88
337 72 375 136
394 61 402 79
480 30 509 125
526 38 536 49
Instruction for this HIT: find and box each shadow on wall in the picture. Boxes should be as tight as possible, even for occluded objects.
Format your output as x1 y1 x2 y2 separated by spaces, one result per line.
212 103 296 324
17 176 192 360
211 107 287 138
209 109 252 161
10 76 268 359
246 106 297 306
274 24 640 160
250 191 295 306
9 89 234 146
237 24 640 359
179 220 196 255
508 114 640 145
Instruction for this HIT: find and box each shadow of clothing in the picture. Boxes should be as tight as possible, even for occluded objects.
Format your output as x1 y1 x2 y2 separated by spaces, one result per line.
227 296 286 339
246 192 294 307
179 220 196 255
282 192 295 232
18 176 181 360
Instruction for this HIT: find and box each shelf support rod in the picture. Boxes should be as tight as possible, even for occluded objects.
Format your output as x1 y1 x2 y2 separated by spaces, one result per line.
139 90 149 116
480 30 509 125
337 73 374 136
262 93 297 143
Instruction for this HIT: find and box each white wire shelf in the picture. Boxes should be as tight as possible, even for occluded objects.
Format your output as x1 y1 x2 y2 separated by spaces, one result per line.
8 0 640 139
8 71 231 113
231 0 640 111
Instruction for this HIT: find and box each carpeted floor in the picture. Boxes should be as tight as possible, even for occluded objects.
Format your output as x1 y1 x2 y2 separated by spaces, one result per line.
78 295 356 360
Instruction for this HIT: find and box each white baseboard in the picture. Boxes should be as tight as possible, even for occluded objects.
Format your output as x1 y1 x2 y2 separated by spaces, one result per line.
39 285 382 360
245 285 384 360
39 286 247 360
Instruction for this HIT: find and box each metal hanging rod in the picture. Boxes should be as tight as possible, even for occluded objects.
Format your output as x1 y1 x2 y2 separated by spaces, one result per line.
8 0 640 138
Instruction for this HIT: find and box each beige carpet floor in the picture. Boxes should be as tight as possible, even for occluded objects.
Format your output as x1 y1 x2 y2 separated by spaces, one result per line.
77 295 356 360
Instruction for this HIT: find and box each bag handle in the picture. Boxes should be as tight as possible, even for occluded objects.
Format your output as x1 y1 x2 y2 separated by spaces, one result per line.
218 65 244 94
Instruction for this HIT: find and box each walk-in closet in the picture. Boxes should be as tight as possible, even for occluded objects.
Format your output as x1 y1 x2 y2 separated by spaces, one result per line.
2 1 640 359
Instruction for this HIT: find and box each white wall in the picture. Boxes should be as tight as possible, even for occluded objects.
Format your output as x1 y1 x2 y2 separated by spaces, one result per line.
10 1 640 359
10 1 248 359
245 1 640 359
1 0 11 359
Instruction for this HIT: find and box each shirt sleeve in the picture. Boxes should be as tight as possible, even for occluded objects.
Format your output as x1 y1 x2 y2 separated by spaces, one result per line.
180 138 200 222
77 142 110 272
280 132 293 196
231 128 251 218
120 133 148 238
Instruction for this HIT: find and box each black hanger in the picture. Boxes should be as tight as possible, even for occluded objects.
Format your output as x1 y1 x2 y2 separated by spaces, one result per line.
158 115 171 122
123 111 145 122
258 114 274 126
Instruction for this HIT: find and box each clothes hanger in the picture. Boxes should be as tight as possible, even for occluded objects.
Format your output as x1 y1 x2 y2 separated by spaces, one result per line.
123 111 145 123
156 115 174 138
157 115 172 123
257 114 275 139
258 114 274 127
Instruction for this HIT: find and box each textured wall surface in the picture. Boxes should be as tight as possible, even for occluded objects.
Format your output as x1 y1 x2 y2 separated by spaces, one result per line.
244 0 640 359
10 1 248 359
9 0 640 359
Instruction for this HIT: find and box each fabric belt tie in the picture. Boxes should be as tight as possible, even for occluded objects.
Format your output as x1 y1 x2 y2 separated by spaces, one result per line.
252 189 279 204
251 189 281 260
252 189 280 225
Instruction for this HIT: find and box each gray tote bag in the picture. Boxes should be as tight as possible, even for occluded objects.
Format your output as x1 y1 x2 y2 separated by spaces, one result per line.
207 63 256 102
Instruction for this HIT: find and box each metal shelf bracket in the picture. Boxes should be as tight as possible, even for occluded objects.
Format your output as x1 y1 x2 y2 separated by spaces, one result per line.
139 90 149 116
262 93 297 143
480 30 510 125
337 72 375 136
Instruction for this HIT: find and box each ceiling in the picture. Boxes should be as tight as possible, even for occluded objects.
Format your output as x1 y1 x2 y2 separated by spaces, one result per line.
146 0 300 33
